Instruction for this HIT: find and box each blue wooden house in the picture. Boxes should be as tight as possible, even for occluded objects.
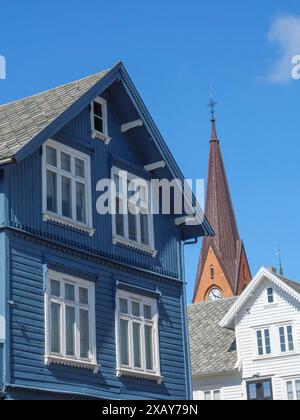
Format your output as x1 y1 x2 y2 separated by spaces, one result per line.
0 62 213 400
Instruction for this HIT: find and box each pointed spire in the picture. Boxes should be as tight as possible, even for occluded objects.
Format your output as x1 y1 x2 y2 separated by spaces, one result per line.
207 92 218 142
277 245 284 277
193 102 251 302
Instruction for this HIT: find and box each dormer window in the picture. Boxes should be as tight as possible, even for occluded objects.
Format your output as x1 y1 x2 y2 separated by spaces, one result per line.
267 287 274 304
90 97 111 144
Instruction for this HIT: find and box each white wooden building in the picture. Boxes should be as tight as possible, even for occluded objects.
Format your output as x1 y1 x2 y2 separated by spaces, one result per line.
188 267 300 400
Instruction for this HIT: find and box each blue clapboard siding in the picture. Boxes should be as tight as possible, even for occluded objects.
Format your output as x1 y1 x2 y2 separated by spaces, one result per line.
8 236 188 400
6 104 180 279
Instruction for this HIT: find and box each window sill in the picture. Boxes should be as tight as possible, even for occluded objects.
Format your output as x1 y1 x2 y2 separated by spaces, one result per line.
116 368 163 384
113 236 157 257
43 212 95 237
91 130 111 145
253 352 299 362
45 355 100 373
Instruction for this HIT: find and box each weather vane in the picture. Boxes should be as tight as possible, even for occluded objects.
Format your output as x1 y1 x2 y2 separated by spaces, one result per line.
207 88 217 120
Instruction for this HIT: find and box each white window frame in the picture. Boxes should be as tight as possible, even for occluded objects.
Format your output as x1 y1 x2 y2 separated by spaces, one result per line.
202 389 222 401
111 167 157 257
255 327 272 357
115 289 162 383
278 324 295 354
44 270 99 373
267 287 274 304
42 139 94 236
90 97 111 144
284 378 300 400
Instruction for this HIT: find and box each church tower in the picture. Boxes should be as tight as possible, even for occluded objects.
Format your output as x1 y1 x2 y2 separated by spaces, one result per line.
193 102 251 302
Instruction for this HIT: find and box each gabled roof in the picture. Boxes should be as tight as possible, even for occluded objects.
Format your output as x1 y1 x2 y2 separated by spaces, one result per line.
188 297 238 376
0 69 110 160
193 117 250 299
220 267 300 329
0 62 214 239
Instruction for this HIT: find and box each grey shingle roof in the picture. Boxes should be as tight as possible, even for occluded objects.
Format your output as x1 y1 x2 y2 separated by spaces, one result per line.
276 275 300 295
188 297 237 376
0 69 109 160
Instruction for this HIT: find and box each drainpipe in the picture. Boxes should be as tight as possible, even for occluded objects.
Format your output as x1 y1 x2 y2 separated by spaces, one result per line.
179 238 197 400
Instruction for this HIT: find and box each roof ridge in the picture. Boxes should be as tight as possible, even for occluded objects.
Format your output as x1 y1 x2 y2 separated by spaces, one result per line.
188 296 237 307
0 68 111 109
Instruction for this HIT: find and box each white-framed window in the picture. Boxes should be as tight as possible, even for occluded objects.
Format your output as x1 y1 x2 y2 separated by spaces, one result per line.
256 328 272 356
115 289 162 383
90 97 110 144
286 379 300 400
203 389 221 401
279 325 294 353
44 270 99 373
267 287 274 304
111 167 156 257
42 139 94 236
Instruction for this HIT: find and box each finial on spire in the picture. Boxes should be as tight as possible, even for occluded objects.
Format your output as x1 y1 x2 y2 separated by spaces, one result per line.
207 88 217 121
277 244 284 277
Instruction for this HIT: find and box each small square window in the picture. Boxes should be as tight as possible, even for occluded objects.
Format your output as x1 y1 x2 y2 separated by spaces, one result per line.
132 302 140 317
119 298 128 314
46 146 57 167
75 158 85 178
79 287 89 305
65 283 75 301
61 152 71 172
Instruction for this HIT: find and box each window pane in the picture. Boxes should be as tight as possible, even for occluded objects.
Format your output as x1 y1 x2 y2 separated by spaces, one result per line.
47 171 57 213
263 381 272 398
80 309 90 358
287 326 294 351
116 197 124 237
132 302 140 317
50 279 60 297
65 283 75 301
279 327 286 352
204 391 211 401
120 319 129 365
128 212 137 241
50 302 61 353
94 101 102 118
213 390 221 400
61 176 72 218
46 146 57 167
267 288 274 303
140 214 149 245
295 380 300 400
119 298 128 314
144 305 152 320
94 116 103 133
75 158 85 178
264 329 271 354
61 152 71 172
257 331 263 355
79 287 89 305
145 325 153 370
66 306 75 356
114 174 120 194
287 381 294 400
133 323 142 368
248 383 257 400
76 182 86 223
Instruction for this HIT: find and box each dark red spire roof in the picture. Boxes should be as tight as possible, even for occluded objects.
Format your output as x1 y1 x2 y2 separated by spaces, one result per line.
193 117 248 300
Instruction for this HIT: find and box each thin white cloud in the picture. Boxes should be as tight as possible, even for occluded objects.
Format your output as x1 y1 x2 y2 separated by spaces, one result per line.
267 15 300 83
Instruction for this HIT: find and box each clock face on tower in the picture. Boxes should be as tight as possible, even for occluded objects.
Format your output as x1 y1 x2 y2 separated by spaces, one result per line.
207 288 223 301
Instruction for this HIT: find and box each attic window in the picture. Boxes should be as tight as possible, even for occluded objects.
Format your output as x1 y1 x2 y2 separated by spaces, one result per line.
267 288 274 304
90 97 111 144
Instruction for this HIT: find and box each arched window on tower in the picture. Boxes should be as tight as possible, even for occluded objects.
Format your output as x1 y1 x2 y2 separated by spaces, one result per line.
210 265 215 280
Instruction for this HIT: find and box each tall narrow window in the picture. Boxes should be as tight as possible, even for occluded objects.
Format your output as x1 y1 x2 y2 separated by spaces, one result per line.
45 270 98 372
112 168 155 256
210 265 215 280
256 329 272 356
90 97 109 142
286 380 300 400
267 288 274 304
279 325 294 353
43 140 93 234
116 291 161 380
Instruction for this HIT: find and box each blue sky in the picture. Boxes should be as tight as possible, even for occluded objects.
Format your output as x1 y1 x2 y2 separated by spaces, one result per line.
1 1 300 302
